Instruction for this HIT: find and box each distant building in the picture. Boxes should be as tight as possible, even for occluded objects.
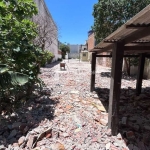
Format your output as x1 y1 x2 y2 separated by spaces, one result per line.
33 0 58 62
87 30 95 51
68 44 80 59
87 30 111 66
80 44 89 61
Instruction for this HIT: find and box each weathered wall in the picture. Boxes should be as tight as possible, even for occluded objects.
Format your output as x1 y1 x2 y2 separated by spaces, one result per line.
96 52 112 67
144 59 150 79
33 0 58 62
87 32 94 61
87 32 111 66
80 51 89 61
123 58 150 79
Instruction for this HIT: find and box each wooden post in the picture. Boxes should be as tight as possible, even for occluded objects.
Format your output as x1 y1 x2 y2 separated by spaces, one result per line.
90 52 96 92
136 53 145 95
108 42 124 135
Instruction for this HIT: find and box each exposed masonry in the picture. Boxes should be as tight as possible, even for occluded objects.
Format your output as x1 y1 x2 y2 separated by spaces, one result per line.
33 0 58 61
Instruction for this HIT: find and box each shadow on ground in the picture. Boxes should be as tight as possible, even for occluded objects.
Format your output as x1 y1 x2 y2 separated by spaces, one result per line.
100 72 137 81
44 61 61 69
0 86 59 148
95 86 150 149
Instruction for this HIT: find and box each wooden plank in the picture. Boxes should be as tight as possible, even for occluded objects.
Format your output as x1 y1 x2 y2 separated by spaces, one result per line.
104 39 118 43
95 45 150 53
108 42 124 135
96 55 140 57
124 27 150 44
126 23 150 28
136 53 145 95
125 46 150 51
90 52 96 92
96 54 150 58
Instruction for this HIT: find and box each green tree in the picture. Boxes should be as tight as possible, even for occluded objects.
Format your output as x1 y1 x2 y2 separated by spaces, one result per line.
92 0 150 42
60 44 70 59
0 0 44 102
92 0 150 75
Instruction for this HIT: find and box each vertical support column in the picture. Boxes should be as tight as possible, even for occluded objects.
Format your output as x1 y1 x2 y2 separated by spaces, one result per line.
90 52 96 92
136 53 145 96
108 42 124 135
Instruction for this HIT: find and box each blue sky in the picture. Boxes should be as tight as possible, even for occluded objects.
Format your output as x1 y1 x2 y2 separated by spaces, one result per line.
44 0 98 45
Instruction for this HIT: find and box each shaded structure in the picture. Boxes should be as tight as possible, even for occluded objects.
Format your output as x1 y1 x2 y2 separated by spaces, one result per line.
90 5 150 135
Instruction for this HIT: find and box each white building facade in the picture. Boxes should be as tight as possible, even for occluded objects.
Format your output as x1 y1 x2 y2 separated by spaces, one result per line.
33 0 58 61
68 44 80 59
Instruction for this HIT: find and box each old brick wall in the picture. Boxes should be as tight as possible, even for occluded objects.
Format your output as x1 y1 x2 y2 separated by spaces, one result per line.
97 52 112 67
87 32 112 67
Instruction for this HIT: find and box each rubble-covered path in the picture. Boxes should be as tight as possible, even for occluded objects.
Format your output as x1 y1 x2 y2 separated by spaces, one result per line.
1 59 150 150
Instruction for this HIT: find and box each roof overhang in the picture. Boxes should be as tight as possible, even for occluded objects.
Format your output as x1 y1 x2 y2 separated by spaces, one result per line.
90 4 150 55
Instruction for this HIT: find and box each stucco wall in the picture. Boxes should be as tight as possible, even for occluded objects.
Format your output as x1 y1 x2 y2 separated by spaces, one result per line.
33 0 58 62
81 52 89 61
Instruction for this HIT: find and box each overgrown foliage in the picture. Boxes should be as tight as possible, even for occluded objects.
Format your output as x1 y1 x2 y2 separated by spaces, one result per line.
0 0 45 104
60 44 70 59
40 51 54 67
92 0 150 75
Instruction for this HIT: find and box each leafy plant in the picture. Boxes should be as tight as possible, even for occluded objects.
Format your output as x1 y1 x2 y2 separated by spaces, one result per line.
92 0 150 42
60 44 70 59
0 64 29 109
40 51 54 67
0 0 44 103
0 64 28 87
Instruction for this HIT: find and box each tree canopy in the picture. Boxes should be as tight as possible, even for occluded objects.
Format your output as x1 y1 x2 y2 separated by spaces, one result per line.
60 44 70 59
92 0 150 42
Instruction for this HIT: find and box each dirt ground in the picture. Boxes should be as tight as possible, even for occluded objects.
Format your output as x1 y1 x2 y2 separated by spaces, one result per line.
0 59 150 150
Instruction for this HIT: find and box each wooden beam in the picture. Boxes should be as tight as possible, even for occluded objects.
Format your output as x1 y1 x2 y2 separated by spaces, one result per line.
96 55 112 57
90 52 96 92
136 53 145 95
96 55 140 57
89 48 104 52
95 45 150 53
97 44 114 53
125 46 150 51
126 23 150 28
108 42 124 135
124 27 150 44
104 39 119 43
96 54 150 58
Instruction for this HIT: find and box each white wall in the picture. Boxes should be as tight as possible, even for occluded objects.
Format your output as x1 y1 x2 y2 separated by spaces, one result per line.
68 44 80 59
33 0 58 62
